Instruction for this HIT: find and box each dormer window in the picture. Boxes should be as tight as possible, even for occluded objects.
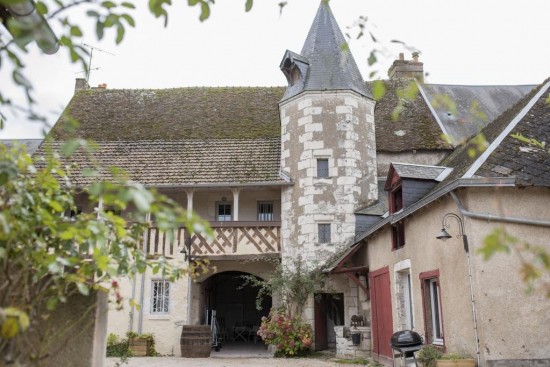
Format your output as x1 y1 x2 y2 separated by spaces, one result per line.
280 50 309 88
390 186 405 250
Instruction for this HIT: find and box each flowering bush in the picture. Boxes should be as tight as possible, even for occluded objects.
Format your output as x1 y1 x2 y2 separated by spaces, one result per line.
257 310 313 357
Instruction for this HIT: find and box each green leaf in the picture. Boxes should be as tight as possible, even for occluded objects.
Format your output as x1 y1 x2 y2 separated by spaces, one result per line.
35 1 48 15
70 25 83 37
121 14 135 27
245 0 253 12
121 2 136 8
116 24 125 44
367 50 377 66
46 297 58 311
61 140 80 157
77 282 90 296
102 0 116 9
199 1 210 21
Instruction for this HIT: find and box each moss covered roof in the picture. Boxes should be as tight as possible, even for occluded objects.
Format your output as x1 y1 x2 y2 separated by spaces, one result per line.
51 87 285 141
368 79 452 152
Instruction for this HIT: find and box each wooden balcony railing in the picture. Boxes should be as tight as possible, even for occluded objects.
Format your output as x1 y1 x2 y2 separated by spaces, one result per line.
141 221 281 259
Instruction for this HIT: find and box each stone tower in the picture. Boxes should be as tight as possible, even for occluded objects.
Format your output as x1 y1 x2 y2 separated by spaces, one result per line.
279 1 377 264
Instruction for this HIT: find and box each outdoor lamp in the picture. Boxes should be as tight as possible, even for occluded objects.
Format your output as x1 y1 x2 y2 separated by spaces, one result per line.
436 228 452 241
436 212 469 253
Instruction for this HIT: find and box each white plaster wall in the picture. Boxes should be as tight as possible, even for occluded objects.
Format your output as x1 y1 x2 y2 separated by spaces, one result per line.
280 91 377 265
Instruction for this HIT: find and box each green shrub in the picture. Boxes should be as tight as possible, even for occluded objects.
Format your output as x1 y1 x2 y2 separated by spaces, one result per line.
417 345 443 367
106 333 131 358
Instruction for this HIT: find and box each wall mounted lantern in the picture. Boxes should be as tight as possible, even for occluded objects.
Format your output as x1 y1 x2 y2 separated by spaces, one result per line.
436 212 469 253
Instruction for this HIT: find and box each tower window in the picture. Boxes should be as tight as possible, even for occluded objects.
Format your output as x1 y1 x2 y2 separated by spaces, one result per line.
317 159 329 178
318 223 331 243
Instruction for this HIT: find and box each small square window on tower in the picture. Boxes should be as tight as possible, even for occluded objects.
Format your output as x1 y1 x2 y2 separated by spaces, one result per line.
318 223 331 243
317 159 329 178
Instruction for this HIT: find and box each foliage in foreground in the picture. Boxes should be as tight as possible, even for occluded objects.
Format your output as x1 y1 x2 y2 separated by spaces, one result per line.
417 345 444 367
0 144 208 364
257 310 312 357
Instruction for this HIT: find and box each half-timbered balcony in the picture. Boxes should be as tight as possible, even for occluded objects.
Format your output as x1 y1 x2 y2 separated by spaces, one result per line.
142 221 281 259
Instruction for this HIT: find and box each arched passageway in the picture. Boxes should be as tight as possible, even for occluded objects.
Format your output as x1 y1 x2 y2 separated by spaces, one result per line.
203 271 271 354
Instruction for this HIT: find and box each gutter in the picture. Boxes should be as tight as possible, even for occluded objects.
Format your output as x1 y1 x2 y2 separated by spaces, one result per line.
450 191 550 227
147 180 293 189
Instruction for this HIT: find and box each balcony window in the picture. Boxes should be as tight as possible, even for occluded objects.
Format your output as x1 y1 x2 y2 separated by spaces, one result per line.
258 201 274 221
217 202 232 221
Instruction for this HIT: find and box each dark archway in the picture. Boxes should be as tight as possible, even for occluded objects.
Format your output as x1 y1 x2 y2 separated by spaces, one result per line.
204 271 271 345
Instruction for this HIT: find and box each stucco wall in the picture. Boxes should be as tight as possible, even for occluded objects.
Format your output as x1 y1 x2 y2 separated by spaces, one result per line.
462 187 550 365
365 197 477 356
362 186 550 365
280 91 377 264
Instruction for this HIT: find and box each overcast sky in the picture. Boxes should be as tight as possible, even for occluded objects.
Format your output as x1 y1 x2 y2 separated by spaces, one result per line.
1 0 549 139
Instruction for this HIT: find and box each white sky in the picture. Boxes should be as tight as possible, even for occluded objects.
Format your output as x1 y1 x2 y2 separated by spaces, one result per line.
1 0 549 139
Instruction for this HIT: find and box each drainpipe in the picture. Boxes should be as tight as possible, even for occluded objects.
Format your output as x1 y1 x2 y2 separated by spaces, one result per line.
449 191 550 367
128 275 137 332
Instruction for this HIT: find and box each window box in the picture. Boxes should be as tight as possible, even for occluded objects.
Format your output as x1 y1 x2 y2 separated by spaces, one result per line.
436 359 476 367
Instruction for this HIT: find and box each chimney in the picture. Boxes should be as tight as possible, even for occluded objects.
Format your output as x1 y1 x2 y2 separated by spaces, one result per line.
97 83 107 89
75 78 90 93
388 52 424 83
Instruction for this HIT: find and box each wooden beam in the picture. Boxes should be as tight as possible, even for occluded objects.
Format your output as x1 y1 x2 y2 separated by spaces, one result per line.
332 265 369 275
345 272 369 297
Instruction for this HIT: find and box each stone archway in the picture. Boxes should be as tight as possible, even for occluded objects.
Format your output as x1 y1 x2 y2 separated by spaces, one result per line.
203 271 271 345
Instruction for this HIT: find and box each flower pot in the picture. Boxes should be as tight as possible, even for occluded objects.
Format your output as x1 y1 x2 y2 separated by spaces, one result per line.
129 337 152 356
436 359 476 367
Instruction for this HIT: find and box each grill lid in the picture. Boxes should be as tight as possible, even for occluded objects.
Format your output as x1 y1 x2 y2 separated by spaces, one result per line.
391 330 423 347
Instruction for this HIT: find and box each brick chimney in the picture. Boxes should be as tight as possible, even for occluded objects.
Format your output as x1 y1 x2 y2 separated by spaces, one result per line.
75 78 90 93
388 52 424 83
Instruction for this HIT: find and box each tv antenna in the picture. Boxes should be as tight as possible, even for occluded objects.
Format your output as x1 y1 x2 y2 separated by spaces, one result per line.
81 43 115 82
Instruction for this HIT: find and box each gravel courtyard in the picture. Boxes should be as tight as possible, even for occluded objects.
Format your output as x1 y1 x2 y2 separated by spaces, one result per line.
104 356 368 367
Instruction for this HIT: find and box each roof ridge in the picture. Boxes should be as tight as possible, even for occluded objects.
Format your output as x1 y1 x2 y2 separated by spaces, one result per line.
462 80 550 178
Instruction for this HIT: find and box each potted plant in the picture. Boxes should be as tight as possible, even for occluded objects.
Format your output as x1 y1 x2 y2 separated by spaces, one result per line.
417 345 443 367
127 332 157 356
436 353 476 367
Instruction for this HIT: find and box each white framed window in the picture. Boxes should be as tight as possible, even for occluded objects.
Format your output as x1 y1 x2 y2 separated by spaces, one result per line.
318 223 331 243
317 158 329 178
216 202 232 221
427 278 444 345
257 201 274 221
151 279 170 314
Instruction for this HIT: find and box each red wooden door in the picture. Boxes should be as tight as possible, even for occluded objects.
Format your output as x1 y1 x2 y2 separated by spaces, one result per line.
370 267 393 361
314 294 328 350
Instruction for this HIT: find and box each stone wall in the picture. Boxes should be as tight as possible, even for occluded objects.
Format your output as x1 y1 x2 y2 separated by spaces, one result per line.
335 326 371 359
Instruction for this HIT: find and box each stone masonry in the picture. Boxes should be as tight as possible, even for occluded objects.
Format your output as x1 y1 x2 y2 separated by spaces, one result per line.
280 91 377 264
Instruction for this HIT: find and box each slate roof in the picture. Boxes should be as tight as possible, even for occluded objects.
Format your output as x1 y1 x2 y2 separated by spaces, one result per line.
281 1 371 101
368 79 452 152
0 139 42 154
421 84 535 144
440 79 550 186
39 138 285 187
391 162 448 180
356 179 388 216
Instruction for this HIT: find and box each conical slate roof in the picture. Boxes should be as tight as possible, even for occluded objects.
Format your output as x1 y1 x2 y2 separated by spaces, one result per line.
281 1 371 101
